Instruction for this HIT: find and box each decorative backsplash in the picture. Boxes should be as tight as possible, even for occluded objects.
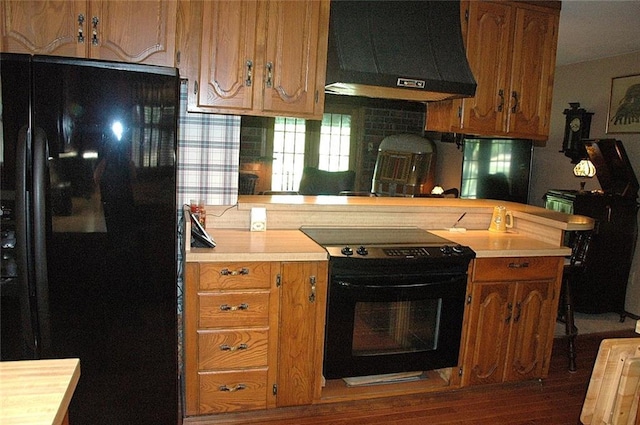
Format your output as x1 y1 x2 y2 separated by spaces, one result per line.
176 80 240 207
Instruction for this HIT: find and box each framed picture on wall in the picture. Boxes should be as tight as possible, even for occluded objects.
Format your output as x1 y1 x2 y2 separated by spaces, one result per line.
606 73 640 134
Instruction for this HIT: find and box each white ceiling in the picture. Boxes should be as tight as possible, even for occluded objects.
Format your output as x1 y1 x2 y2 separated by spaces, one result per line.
556 0 640 67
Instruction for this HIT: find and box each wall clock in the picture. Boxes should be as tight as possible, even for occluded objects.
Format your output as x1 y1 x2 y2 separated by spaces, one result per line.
562 102 594 163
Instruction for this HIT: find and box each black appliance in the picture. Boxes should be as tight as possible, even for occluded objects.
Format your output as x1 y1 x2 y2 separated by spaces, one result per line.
1 54 179 424
300 227 475 380
325 1 477 102
544 139 639 317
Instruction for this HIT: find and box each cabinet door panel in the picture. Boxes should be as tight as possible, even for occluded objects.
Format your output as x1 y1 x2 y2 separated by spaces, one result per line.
277 261 327 407
89 0 176 65
504 280 552 382
1 0 85 57
262 0 324 116
507 6 558 138
463 281 513 386
198 0 257 110
461 1 512 135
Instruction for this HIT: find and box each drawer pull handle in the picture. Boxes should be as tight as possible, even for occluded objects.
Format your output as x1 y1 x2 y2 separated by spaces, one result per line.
219 384 246 392
508 262 529 269
219 303 249 311
220 268 249 276
220 343 248 352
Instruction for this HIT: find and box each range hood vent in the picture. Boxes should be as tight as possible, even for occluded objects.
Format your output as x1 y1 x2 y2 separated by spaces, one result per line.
325 1 477 103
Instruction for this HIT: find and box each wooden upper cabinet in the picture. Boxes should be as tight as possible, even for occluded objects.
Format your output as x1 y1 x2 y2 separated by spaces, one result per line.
261 1 327 118
186 0 330 119
507 6 559 139
0 0 177 67
1 1 82 57
425 0 559 141
197 0 258 111
87 1 177 66
461 1 513 136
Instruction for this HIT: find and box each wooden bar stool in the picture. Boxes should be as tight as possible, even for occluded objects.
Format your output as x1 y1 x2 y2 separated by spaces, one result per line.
560 230 592 372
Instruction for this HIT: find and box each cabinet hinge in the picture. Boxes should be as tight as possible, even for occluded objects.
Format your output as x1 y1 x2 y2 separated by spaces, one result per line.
315 90 319 104
272 384 278 395
457 106 463 118
466 295 472 304
465 8 469 22
459 367 463 376
176 50 181 66
276 273 282 287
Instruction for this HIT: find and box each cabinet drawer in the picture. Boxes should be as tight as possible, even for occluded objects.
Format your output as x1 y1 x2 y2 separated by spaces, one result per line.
200 262 272 290
199 291 270 328
198 329 269 370
199 369 268 413
472 257 561 282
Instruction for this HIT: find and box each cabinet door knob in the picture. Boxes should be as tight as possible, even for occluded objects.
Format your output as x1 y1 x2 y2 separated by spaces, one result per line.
91 16 99 46
245 60 253 87
77 14 85 43
511 91 519 113
497 89 504 112
265 62 273 88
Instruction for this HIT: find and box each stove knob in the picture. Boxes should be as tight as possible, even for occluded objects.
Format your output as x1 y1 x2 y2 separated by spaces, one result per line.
356 245 368 256
452 244 465 254
440 245 453 255
341 246 354 256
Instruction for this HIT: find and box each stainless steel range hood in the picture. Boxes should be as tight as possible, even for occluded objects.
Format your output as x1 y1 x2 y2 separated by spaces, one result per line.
325 1 476 103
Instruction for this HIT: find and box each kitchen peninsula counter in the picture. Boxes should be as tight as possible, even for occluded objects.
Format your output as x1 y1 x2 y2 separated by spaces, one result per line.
187 196 592 260
186 228 571 261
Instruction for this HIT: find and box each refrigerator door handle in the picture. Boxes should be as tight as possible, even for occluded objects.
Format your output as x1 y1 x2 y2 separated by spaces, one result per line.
15 125 38 358
31 126 51 355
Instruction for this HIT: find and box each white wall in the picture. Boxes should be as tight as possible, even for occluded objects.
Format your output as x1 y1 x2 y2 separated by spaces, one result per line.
530 51 640 315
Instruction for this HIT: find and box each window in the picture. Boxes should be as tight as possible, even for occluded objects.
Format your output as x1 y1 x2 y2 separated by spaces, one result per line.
270 111 353 191
272 117 307 191
460 138 532 204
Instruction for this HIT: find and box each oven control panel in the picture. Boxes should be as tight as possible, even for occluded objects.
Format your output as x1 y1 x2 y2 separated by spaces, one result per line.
327 244 474 259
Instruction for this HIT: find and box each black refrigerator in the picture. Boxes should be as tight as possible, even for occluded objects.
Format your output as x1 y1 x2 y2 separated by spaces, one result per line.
1 54 179 424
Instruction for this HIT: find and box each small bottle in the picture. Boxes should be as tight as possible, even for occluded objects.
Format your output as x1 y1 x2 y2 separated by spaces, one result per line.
198 200 206 227
190 199 200 223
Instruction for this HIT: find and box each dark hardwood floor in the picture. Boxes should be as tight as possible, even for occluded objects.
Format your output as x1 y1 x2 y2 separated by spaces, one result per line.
184 329 638 425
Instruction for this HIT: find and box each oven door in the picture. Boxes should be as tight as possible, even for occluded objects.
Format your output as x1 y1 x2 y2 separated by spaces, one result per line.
323 271 467 380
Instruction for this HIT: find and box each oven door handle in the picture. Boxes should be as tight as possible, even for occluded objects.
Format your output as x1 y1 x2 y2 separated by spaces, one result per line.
336 279 459 289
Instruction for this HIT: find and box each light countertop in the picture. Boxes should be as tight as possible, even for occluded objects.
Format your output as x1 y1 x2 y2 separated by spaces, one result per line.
186 228 570 262
0 358 80 425
431 230 571 257
187 229 328 262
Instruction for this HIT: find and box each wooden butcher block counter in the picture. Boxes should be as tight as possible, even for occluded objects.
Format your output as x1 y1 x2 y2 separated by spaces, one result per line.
0 358 80 425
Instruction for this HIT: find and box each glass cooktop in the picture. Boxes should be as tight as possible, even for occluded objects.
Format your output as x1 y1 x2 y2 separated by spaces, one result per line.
299 226 454 247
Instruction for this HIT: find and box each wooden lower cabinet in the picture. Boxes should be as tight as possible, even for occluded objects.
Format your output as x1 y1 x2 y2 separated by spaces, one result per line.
183 260 327 417
460 257 563 386
184 256 562 418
